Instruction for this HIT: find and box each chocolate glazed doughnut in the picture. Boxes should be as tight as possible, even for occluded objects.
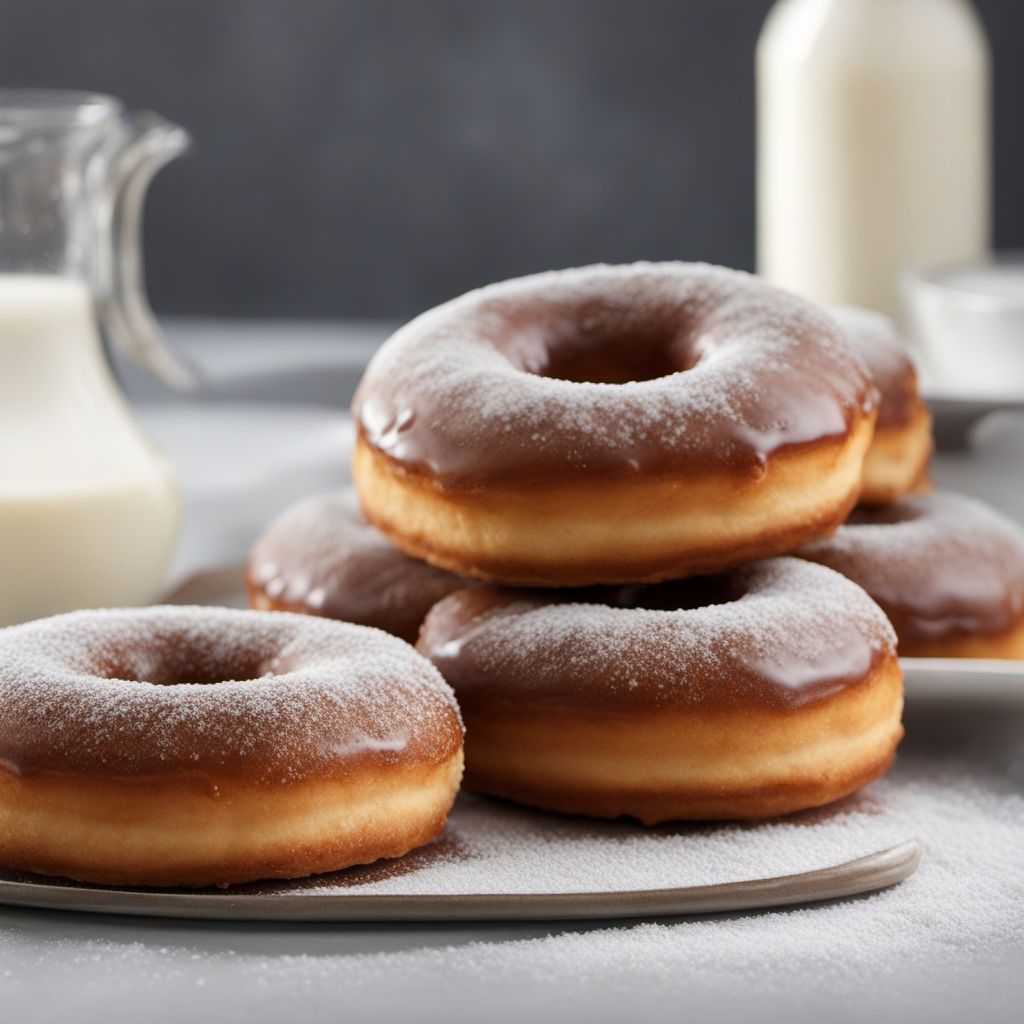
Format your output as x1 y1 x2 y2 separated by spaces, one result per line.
247 490 471 643
418 558 903 823
353 263 878 587
0 607 464 887
829 305 933 504
798 492 1024 658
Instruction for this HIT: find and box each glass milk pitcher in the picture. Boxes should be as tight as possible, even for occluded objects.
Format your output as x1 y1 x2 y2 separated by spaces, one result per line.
0 90 192 626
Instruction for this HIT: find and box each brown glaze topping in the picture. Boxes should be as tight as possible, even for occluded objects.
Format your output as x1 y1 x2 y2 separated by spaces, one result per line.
797 492 1024 646
418 558 896 715
829 305 923 430
0 607 462 782
354 263 877 487
248 491 470 643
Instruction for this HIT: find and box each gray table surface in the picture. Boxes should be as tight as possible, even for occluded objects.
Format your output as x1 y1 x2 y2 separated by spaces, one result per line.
4 320 1024 1024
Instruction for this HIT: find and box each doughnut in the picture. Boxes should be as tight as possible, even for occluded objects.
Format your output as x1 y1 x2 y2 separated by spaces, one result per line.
797 492 1024 658
247 490 469 643
354 263 878 586
829 305 933 504
418 558 903 823
0 606 464 887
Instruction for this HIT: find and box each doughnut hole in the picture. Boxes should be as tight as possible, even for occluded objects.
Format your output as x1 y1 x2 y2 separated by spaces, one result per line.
83 628 278 687
605 575 746 613
494 300 702 385
846 503 920 527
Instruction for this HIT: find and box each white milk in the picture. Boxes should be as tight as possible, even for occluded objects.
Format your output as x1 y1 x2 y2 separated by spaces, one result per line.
757 0 990 318
0 276 181 626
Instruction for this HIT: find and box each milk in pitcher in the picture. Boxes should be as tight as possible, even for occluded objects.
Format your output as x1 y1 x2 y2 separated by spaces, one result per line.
0 276 181 625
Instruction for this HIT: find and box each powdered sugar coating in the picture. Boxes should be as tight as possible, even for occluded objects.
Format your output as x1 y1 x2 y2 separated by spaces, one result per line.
829 305 921 428
798 491 1024 645
265 783 908 897
420 557 896 711
248 490 469 642
355 262 877 485
0 606 462 782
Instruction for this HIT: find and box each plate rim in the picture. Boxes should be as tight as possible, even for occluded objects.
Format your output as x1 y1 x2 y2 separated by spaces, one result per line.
900 656 1024 677
0 841 920 923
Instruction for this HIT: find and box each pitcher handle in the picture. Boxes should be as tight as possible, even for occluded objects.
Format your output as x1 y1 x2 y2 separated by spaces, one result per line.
93 110 198 390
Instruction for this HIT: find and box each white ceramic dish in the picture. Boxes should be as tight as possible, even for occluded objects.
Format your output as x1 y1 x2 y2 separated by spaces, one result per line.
901 657 1024 701
904 253 1024 404
0 844 919 923
0 779 921 930
922 391 1024 448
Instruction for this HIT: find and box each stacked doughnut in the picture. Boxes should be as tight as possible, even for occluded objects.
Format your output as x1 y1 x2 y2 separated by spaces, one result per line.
797 306 1024 658
15 263 1020 891
261 261 1010 827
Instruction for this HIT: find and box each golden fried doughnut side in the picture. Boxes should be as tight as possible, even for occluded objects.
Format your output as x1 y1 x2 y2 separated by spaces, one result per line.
859 403 933 506
896 623 1024 659
355 418 874 586
0 752 463 887
456 661 901 823
829 304 934 506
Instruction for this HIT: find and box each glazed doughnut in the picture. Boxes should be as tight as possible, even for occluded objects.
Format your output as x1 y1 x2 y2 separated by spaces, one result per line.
797 492 1024 658
0 607 463 887
829 305 933 504
354 263 878 586
418 558 903 823
247 490 469 643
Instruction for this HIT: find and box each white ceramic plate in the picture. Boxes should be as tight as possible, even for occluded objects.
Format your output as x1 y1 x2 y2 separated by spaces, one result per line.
0 839 919 923
901 657 1024 701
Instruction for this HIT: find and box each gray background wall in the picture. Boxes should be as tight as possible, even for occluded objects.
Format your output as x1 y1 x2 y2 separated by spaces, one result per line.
2 0 1021 319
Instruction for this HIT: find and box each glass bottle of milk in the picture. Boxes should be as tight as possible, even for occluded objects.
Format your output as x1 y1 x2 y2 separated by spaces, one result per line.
756 0 991 318
0 91 192 626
